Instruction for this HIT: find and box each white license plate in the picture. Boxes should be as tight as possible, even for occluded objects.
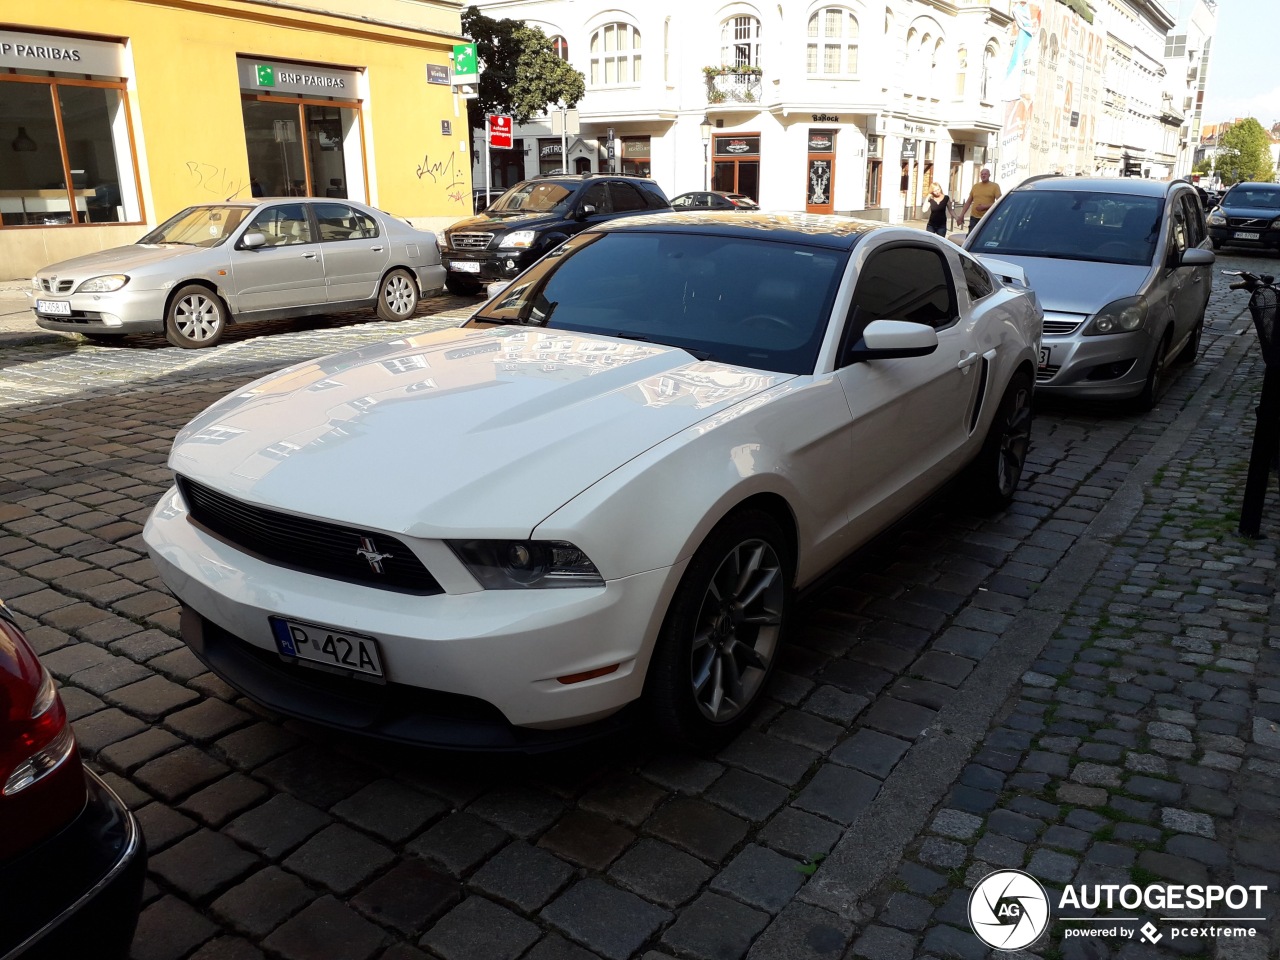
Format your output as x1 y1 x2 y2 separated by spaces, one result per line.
1235 231 1260 240
36 299 71 315
448 260 481 273
269 616 385 680
1039 347 1051 368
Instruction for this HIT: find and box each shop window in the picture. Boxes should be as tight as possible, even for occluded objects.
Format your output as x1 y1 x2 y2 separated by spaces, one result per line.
539 138 563 175
621 136 650 176
590 22 642 86
865 159 882 206
806 7 858 76
712 134 760 202
242 97 364 201
0 77 142 227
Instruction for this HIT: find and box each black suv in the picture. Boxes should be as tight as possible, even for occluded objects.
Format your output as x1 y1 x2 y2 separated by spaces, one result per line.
440 174 671 294
1207 181 1280 254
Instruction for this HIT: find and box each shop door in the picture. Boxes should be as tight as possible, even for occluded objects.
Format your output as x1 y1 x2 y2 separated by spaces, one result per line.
712 134 761 203
806 129 836 214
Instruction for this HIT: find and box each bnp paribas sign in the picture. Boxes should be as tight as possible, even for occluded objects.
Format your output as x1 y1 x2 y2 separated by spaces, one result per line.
237 58 360 97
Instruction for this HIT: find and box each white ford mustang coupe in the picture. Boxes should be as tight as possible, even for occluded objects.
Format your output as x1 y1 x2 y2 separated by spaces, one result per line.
143 212 1042 750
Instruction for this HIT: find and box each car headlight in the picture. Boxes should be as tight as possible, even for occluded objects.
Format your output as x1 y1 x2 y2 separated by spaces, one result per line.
436 234 448 252
75 274 129 293
1085 295 1147 335
499 230 537 250
1272 217 1280 229
30 277 41 290
449 539 603 589
1207 212 1226 226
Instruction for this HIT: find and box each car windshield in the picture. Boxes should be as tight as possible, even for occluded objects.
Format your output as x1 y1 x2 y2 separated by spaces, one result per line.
486 182 573 214
970 190 1163 266
1223 187 1280 209
140 205 251 247
468 230 846 375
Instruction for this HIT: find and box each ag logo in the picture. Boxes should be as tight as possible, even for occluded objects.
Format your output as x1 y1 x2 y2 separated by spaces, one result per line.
968 869 1050 950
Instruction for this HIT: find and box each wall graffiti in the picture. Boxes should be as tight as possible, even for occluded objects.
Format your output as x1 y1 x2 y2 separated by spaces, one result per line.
415 151 466 193
185 161 249 200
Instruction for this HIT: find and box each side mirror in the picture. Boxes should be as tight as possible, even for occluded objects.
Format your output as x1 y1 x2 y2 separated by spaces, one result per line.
848 319 940 361
240 231 266 250
1181 247 1215 267
576 204 597 221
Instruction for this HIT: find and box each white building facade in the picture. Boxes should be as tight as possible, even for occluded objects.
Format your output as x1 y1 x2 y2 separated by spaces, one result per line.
1161 0 1217 179
470 0 1194 221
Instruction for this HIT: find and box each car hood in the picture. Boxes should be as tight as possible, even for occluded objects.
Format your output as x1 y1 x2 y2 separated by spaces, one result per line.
1217 204 1280 221
169 326 793 538
35 244 202 279
445 209 570 234
974 254 1151 316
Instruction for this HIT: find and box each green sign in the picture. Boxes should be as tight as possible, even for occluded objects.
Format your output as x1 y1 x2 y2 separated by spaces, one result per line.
453 42 477 79
255 64 275 87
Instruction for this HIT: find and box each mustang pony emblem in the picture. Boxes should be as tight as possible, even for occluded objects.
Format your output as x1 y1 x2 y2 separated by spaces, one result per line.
355 537 392 574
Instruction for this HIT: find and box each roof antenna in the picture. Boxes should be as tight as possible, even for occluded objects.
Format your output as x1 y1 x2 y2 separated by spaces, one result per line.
226 180 252 202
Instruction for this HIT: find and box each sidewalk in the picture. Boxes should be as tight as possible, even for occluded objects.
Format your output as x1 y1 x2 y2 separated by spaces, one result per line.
0 279 65 348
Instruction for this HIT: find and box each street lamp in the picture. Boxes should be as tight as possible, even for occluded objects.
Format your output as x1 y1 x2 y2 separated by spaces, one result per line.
699 115 713 191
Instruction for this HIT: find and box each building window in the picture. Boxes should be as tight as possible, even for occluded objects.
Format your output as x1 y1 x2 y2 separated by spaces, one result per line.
551 36 569 61
981 42 998 102
590 22 642 86
0 76 142 227
956 46 967 97
722 16 761 68
621 136 650 176
242 97 365 201
538 138 564 176
807 7 859 76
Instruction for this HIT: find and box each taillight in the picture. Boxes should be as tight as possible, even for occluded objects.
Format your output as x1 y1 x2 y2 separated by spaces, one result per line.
0 602 86 859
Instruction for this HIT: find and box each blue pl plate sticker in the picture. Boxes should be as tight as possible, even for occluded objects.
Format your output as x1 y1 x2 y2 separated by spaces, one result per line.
271 617 297 656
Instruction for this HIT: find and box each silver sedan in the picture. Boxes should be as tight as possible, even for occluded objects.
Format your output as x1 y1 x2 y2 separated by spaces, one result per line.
28 199 446 348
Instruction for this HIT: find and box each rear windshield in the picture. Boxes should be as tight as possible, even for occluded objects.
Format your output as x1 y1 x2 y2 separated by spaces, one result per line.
486 182 573 214
970 190 1163 266
468 231 846 375
1222 186 1280 210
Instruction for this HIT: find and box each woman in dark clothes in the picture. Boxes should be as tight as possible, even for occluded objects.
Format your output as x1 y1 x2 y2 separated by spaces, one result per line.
924 182 952 236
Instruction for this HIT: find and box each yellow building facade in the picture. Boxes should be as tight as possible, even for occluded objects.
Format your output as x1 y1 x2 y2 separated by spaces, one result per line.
1 0 470 279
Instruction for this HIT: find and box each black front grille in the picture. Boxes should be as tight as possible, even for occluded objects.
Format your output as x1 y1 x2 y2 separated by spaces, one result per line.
1227 217 1268 229
177 476 442 595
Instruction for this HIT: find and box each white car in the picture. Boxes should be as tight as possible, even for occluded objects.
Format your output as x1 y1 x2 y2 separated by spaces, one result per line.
143 212 1042 749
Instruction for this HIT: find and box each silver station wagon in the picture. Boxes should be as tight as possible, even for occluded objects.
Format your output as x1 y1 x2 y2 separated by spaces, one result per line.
28 199 446 348
964 176 1214 410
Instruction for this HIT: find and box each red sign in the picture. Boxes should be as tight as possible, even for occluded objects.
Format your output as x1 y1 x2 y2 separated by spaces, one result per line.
487 114 513 149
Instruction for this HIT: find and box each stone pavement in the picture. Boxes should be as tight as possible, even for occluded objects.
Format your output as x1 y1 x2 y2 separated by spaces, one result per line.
0 253 1277 960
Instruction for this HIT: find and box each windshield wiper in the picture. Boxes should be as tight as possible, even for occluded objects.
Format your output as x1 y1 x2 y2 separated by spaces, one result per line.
615 332 712 361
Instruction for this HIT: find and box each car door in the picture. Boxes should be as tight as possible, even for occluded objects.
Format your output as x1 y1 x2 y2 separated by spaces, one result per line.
313 202 388 303
833 240 980 537
229 203 326 314
1155 193 1195 345
1174 191 1211 325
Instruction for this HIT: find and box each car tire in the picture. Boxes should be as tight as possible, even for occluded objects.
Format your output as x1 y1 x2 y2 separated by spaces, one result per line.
1134 331 1171 412
164 285 227 349
445 274 483 296
1174 319 1203 366
966 370 1033 513
376 269 419 321
645 509 792 749
1211 239 1221 251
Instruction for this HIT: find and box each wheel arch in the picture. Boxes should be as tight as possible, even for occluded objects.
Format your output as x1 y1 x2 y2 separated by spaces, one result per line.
379 264 422 295
708 492 800 584
164 279 228 320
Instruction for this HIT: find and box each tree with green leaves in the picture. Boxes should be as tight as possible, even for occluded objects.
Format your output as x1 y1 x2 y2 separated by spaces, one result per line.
1191 157 1212 176
1214 118 1277 185
460 6 585 133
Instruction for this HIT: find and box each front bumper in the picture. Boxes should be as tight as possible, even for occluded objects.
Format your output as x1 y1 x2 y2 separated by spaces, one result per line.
27 287 167 335
441 249 537 282
142 486 681 748
1035 322 1156 400
0 769 146 960
1208 223 1280 250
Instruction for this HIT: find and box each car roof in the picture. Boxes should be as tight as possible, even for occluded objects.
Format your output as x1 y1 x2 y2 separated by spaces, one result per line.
591 210 885 249
1225 181 1280 190
1011 176 1181 199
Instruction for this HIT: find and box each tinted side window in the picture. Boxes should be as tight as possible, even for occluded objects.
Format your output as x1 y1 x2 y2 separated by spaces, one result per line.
314 203 379 242
609 181 648 213
1180 193 1205 246
1169 199 1188 255
245 203 312 246
580 183 611 214
961 255 995 300
640 181 670 209
842 245 957 362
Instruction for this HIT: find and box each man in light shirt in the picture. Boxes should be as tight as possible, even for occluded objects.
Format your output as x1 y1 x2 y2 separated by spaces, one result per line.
960 168 1002 231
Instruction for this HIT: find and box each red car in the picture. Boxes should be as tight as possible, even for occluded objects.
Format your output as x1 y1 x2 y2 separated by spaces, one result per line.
0 600 146 958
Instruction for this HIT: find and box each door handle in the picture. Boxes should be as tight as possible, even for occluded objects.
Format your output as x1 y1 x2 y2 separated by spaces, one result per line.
371 246 384 252
957 351 980 370
302 252 318 259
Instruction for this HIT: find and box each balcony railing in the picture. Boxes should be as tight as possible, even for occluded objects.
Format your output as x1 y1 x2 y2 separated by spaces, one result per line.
703 66 763 105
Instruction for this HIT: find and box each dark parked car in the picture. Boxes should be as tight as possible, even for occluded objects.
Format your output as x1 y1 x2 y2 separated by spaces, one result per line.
439 174 671 294
1207 182 1280 254
0 600 145 958
670 190 760 211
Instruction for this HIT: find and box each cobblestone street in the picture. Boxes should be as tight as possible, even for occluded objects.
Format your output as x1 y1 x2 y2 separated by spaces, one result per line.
1 257 1277 960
